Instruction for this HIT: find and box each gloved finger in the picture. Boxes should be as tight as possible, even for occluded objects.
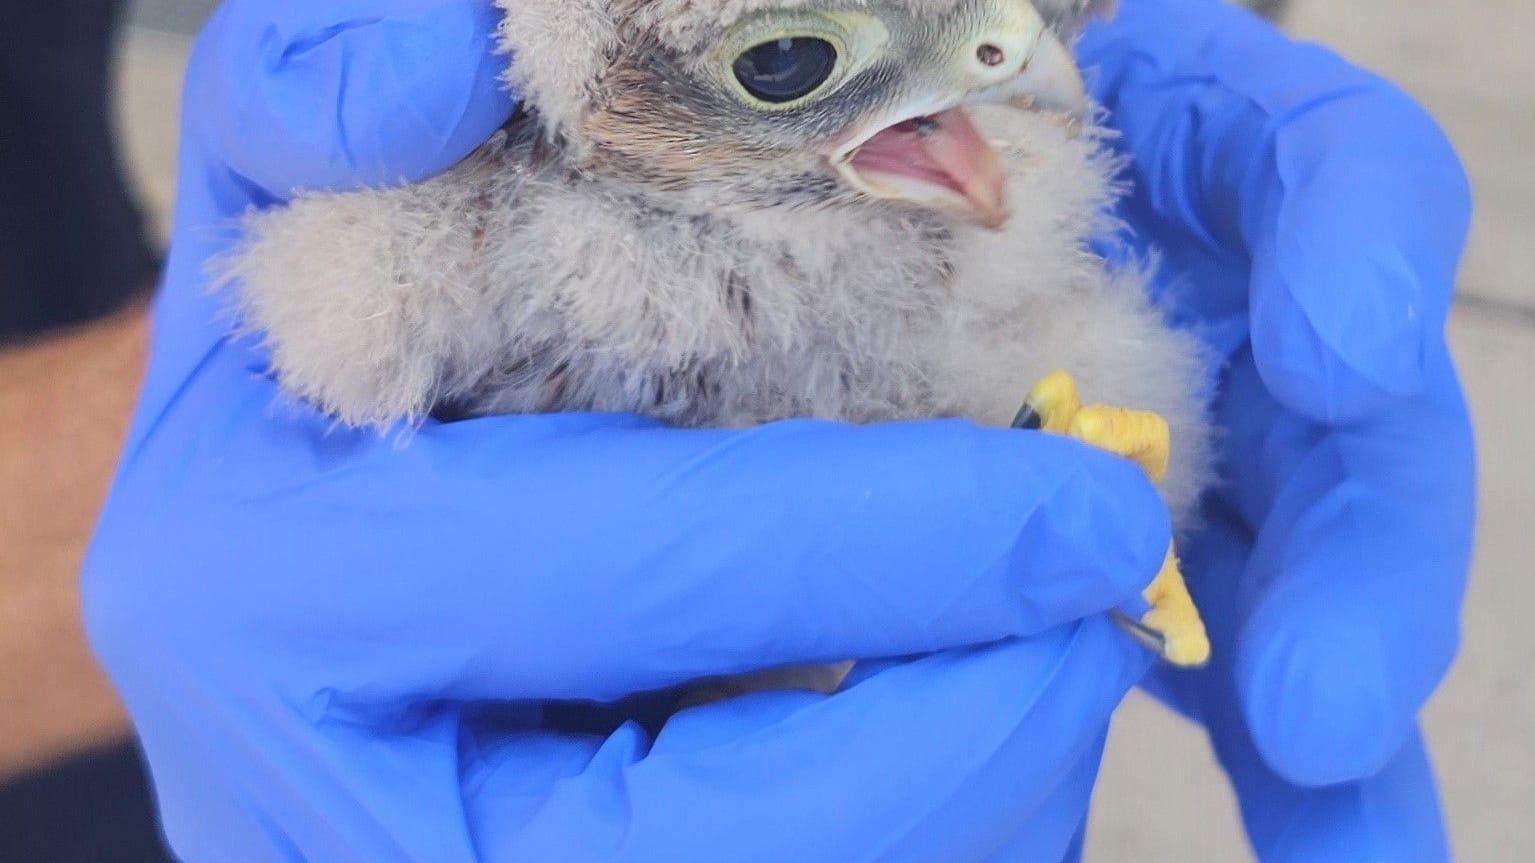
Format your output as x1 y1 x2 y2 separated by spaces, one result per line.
1216 349 1473 785
978 739 1105 863
459 619 1148 862
94 337 1169 708
1079 0 1471 423
126 694 485 861
141 1 514 412
1211 709 1450 862
1144 512 1451 860
188 0 514 206
1056 821 1087 863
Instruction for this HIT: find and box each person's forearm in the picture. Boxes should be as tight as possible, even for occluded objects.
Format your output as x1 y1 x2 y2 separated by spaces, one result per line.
0 299 147 778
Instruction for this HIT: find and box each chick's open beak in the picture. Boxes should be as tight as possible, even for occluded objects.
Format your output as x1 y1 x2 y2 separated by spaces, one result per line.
843 108 1010 227
832 1 1086 229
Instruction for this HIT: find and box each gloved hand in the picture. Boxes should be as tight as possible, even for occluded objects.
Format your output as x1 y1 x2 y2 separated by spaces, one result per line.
81 1 1170 860
1077 1 1475 860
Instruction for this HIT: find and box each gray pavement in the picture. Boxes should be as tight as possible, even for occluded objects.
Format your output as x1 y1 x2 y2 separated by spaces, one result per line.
114 1 1534 858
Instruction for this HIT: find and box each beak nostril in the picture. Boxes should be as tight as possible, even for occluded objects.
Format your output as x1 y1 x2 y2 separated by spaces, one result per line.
976 43 1005 67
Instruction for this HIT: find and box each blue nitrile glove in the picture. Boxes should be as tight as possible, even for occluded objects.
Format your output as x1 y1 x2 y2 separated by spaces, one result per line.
81 2 1168 861
1074 1 1476 860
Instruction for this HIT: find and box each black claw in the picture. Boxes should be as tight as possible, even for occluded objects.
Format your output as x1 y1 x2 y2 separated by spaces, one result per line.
1011 402 1043 431
1108 610 1169 657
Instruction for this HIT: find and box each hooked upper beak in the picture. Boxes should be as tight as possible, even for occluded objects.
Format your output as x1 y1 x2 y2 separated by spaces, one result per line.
991 15 1087 118
829 2 1086 229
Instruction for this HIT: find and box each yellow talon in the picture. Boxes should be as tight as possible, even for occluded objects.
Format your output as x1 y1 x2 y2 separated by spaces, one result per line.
1021 372 1173 481
1067 406 1171 483
1021 370 1209 668
1021 369 1082 434
1140 546 1210 667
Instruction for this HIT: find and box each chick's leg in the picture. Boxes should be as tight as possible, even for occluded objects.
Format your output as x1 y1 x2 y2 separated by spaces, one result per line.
1018 370 1210 668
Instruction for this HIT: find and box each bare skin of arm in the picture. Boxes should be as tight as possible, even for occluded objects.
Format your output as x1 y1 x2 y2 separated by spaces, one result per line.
0 297 147 779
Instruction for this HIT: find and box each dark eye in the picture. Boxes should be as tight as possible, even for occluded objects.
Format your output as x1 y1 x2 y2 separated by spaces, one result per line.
732 37 837 104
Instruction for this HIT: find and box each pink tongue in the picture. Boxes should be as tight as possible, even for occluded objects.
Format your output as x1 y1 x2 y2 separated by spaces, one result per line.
850 107 1006 226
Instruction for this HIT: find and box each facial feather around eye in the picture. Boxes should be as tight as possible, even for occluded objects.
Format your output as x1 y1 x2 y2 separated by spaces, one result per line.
490 0 928 136
491 0 1114 144
634 0 957 52
632 0 1112 52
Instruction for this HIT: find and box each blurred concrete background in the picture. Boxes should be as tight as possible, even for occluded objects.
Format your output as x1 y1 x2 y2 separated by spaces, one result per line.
22 0 1535 858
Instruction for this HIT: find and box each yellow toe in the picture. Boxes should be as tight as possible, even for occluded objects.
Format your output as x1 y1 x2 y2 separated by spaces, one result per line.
1022 370 1082 434
1139 545 1211 668
1141 605 1211 668
1066 405 1171 483
1018 372 1209 668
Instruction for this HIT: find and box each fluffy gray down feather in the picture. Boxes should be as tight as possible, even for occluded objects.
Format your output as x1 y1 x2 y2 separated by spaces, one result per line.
213 0 1215 530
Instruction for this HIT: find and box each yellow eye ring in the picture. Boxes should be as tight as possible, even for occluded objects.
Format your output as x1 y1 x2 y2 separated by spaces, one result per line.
712 14 857 111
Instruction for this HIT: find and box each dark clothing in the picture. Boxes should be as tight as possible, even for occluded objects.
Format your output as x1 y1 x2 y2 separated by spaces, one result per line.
0 0 160 341
0 743 174 863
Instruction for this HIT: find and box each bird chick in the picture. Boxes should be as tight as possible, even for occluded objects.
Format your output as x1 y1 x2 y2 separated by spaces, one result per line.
217 0 1215 684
